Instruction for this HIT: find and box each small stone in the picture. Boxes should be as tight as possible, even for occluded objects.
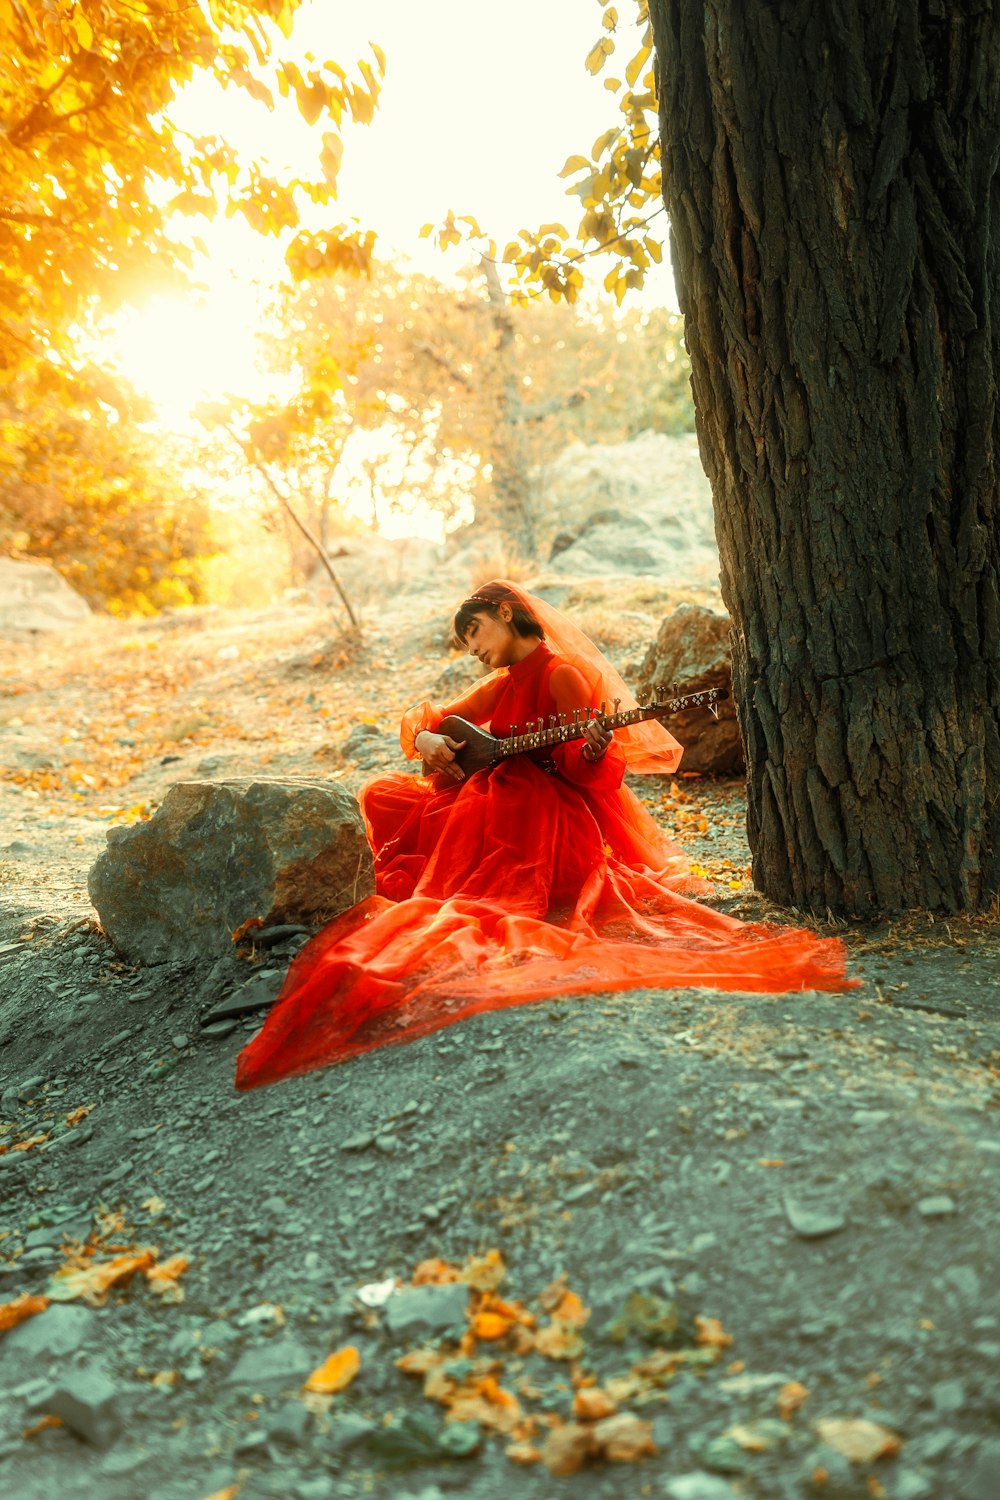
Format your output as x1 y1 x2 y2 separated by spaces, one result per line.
944 1266 981 1303
340 1133 374 1152
224 1337 313 1389
327 1411 377 1453
663 1473 737 1499
170 1033 190 1050
375 1133 400 1154
851 1109 891 1126
960 1439 1000 1500
384 1281 470 1337
893 1470 934 1499
45 1366 123 1447
783 1195 846 1239
0 1303 100 1370
201 1018 237 1039
191 1173 215 1193
267 1399 312 1446
917 1195 956 1217
690 1232 718 1255
17 1074 46 1103
932 1378 965 1414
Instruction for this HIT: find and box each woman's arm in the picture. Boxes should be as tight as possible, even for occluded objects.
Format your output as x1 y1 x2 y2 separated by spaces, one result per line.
399 674 507 762
549 662 625 791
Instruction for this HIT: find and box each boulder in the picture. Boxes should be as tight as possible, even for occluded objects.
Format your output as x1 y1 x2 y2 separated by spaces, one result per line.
535 433 720 587
88 780 375 966
0 557 92 633
638 604 744 774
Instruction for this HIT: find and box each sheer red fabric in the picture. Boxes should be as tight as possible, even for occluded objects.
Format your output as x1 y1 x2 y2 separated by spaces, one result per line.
235 596 855 1092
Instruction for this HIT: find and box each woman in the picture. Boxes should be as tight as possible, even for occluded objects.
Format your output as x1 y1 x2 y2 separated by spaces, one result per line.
235 581 852 1091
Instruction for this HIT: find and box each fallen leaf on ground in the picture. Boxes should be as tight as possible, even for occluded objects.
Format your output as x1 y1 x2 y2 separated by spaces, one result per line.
64 1105 94 1126
13 1134 48 1152
142 1196 167 1215
472 1311 514 1340
695 1314 733 1348
23 1414 63 1438
0 1293 50 1334
532 1318 585 1361
303 1345 360 1394
505 1440 542 1464
145 1254 189 1301
463 1249 506 1290
47 1250 155 1306
814 1417 901 1462
592 1411 657 1461
778 1379 811 1419
201 1487 240 1500
573 1385 617 1420
725 1418 791 1451
538 1420 596 1476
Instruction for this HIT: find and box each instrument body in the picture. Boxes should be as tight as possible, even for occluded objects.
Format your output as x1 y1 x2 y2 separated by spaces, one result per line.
420 688 729 778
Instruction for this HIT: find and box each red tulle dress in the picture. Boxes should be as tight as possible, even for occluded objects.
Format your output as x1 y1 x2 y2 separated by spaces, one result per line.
235 629 854 1092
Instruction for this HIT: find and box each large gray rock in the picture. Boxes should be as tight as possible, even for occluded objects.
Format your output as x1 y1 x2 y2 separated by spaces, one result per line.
638 604 743 775
0 557 92 633
88 780 375 965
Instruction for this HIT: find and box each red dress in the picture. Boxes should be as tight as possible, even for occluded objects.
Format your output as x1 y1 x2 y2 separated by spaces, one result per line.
235 640 853 1091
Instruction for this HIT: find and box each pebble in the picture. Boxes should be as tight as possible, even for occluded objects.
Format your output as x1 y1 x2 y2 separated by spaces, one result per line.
961 1439 1000 1500
43 1365 123 1448
16 1074 46 1103
340 1132 374 1152
375 1133 401 1154
0 1303 99 1369
783 1195 846 1239
917 1194 956 1217
171 1033 190 1049
932 1377 965 1414
663 1474 737 1499
384 1281 470 1337
892 1471 934 1500
267 1399 312 1446
201 1018 237 1039
224 1337 313 1388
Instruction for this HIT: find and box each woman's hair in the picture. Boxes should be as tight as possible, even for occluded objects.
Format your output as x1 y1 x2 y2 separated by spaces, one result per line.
453 581 544 643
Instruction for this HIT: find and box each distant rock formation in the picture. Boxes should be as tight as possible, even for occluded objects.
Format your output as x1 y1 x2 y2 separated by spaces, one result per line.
0 558 92 633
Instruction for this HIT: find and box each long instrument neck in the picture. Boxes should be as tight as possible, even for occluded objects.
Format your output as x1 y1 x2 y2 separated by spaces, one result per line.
497 688 724 760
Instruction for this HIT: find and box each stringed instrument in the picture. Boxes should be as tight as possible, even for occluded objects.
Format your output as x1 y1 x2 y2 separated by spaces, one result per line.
420 686 729 777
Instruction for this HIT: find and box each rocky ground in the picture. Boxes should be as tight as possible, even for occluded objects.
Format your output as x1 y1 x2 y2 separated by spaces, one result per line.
1 589 999 1500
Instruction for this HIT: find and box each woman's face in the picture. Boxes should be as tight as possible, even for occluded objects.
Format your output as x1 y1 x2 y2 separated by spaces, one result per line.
462 609 518 669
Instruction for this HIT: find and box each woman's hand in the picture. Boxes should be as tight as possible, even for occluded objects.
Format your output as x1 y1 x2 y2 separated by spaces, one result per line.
581 718 612 762
415 729 467 781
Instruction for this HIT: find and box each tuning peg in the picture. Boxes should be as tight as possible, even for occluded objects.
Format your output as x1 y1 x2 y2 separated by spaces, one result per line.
613 697 620 716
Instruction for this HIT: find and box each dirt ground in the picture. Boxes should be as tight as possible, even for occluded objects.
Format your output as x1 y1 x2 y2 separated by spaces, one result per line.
1 599 999 1500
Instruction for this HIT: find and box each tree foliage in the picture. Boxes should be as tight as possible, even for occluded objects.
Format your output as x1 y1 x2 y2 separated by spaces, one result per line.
211 257 694 567
0 363 214 613
420 1 663 306
1 0 384 372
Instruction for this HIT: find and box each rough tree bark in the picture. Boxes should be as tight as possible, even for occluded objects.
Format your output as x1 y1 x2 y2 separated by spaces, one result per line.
650 0 1000 914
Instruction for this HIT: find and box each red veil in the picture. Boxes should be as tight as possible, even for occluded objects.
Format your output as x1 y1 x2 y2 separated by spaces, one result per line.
235 582 853 1090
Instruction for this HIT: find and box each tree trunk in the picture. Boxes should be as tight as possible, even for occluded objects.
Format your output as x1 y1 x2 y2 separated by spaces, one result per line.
650 0 1000 914
482 256 538 557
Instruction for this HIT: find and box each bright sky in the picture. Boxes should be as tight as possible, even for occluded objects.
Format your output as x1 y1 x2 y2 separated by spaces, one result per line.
107 0 677 423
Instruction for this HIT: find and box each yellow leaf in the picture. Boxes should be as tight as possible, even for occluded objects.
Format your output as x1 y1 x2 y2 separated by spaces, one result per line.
694 1315 733 1349
72 10 93 49
370 41 386 74
303 1344 360 1394
48 1250 155 1307
146 1255 189 1301
603 6 618 28
559 155 590 178
0 1293 50 1333
585 40 609 75
472 1311 512 1340
628 46 652 90
814 1418 901 1463
778 1380 811 1420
